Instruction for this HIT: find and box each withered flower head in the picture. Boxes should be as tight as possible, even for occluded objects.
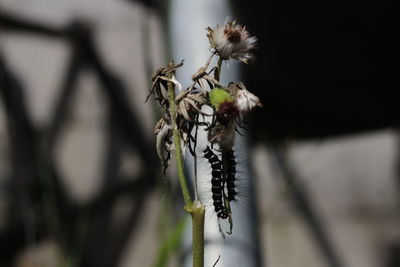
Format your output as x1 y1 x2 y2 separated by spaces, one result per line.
217 101 239 121
229 82 263 113
207 21 257 63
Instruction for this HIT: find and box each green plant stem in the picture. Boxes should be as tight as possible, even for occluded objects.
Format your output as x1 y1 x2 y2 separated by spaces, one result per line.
167 71 205 267
192 202 205 267
167 75 192 208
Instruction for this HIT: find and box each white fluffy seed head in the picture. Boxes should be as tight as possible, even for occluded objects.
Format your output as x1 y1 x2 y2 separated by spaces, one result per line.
207 21 257 63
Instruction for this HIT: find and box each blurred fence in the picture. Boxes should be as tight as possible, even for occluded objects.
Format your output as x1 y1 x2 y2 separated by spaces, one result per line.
1 5 162 266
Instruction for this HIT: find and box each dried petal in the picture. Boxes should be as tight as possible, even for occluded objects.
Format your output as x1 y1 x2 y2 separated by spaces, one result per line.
155 123 173 176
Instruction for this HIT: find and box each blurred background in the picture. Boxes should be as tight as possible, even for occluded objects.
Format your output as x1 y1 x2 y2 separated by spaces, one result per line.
0 0 398 267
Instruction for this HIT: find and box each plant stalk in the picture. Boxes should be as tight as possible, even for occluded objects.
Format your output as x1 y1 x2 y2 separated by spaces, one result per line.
192 202 205 267
167 74 192 208
167 71 205 267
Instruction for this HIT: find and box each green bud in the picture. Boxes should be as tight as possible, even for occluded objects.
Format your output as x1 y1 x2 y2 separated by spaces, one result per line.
209 88 234 109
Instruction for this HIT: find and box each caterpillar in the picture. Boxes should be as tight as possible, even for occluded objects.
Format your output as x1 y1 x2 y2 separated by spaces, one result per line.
224 149 237 201
203 147 229 219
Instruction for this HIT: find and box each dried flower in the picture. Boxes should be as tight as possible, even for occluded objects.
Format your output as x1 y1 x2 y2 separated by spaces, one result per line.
207 21 257 63
147 60 184 106
229 82 262 113
154 115 173 176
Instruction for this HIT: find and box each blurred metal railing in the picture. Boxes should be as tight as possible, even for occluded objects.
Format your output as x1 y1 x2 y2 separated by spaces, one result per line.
1 10 157 267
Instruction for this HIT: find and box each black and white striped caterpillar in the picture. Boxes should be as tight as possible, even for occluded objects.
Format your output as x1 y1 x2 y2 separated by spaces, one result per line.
203 145 239 220
204 146 229 219
224 149 237 202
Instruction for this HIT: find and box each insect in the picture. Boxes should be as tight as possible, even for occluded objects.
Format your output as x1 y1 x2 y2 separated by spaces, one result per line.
224 149 237 201
204 146 229 219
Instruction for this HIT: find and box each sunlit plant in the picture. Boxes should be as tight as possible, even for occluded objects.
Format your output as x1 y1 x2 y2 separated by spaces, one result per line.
147 20 261 267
